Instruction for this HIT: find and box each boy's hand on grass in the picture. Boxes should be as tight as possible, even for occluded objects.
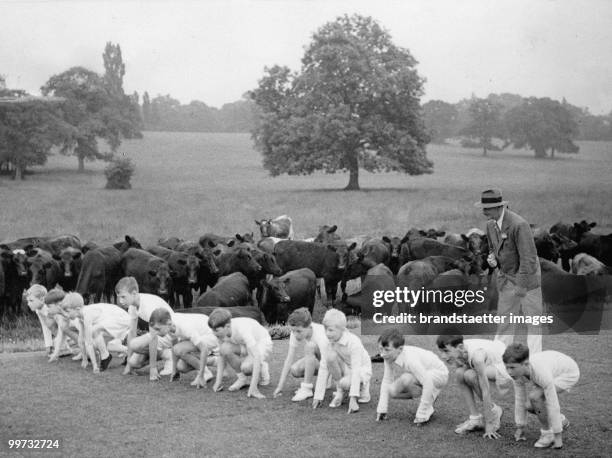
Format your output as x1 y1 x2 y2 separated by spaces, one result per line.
149 367 160 381
48 355 58 363
312 399 322 409
348 397 359 414
212 382 223 392
122 365 132 376
81 360 88 369
376 413 387 421
273 387 283 398
247 387 265 399
93 366 100 374
191 375 205 388
483 424 501 440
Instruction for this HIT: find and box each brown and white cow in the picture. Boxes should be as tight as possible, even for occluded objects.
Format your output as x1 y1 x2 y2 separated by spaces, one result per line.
255 215 294 240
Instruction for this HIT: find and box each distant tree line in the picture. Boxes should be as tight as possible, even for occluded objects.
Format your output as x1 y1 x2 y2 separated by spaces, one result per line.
139 94 256 133
422 93 612 157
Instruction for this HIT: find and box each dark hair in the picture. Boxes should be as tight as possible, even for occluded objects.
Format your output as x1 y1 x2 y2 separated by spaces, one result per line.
44 288 66 305
208 308 232 329
149 308 172 327
287 308 312 328
503 342 529 364
436 334 464 350
378 328 405 348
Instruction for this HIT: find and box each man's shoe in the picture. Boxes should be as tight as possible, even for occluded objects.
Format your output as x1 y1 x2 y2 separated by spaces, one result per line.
100 354 112 371
454 416 484 434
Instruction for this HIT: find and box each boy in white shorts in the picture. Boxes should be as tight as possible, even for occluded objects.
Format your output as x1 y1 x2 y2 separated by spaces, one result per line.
503 343 579 449
115 276 175 380
61 292 130 373
321 308 372 413
376 329 449 425
43 288 81 362
208 308 272 399
436 334 509 439
273 307 330 403
148 308 219 388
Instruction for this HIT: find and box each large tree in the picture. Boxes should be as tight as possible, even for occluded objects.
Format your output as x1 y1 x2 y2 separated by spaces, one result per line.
504 97 579 158
250 14 432 190
0 89 70 179
461 98 503 155
421 100 459 143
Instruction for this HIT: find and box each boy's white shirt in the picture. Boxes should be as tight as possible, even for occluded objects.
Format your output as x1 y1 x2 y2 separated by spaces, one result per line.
227 317 272 354
127 293 173 322
287 323 330 400
463 338 512 391
328 329 372 398
377 345 448 415
512 351 580 433
171 313 218 348
81 303 131 342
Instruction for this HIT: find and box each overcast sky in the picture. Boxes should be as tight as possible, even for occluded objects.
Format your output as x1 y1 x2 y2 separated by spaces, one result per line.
1 0 611 114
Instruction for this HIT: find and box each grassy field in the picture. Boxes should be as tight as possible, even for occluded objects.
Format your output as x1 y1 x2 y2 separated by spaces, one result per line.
1 133 611 456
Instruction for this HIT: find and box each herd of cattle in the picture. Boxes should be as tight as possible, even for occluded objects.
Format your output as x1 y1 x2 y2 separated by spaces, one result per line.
1 215 611 325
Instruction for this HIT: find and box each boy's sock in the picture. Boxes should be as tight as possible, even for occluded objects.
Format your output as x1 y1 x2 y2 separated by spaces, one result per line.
229 373 249 391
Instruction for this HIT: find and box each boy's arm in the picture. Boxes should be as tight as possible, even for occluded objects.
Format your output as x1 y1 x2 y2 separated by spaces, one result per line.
191 342 210 388
49 316 67 361
212 351 225 392
274 345 296 397
36 310 54 350
407 357 436 420
247 344 264 398
376 360 393 418
313 344 329 403
536 369 563 434
348 337 364 399
83 315 99 372
472 352 497 438
148 329 160 381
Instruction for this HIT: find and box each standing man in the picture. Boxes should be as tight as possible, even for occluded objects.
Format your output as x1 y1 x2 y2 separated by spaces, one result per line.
475 189 542 354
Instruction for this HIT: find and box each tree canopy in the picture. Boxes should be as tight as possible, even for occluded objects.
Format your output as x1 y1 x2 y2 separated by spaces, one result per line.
250 14 432 190
504 97 579 158
461 98 504 155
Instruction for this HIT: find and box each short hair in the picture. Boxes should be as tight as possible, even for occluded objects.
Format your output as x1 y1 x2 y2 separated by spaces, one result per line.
115 276 139 294
378 328 405 348
287 307 312 328
44 288 66 305
149 308 172 327
322 308 347 329
503 342 530 364
61 292 85 310
436 334 464 350
26 284 47 300
208 308 232 329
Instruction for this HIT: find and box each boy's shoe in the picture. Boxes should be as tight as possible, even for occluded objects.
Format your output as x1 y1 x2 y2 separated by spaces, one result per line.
259 362 270 386
100 355 112 371
292 383 314 402
414 410 434 425
71 352 83 361
491 404 503 432
454 416 484 434
534 431 555 448
159 358 174 376
229 373 249 391
329 390 344 408
357 380 371 403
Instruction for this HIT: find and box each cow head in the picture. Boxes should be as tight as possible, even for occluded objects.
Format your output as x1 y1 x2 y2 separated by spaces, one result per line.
572 220 596 242
114 235 142 253
254 251 282 276
27 253 55 286
197 248 220 277
382 236 402 259
57 247 82 278
12 249 30 277
314 225 341 244
235 248 262 276
255 219 273 237
149 260 171 297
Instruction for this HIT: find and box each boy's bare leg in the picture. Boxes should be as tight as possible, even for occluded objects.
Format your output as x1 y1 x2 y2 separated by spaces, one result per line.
303 342 320 385
389 373 422 400
174 341 200 371
457 368 480 417
529 388 549 429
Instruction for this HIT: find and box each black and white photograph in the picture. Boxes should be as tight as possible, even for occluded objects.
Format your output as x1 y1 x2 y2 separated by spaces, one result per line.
1 1 611 456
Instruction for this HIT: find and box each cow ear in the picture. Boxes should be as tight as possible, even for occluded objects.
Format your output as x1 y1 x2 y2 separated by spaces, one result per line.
148 270 157 276
400 235 409 244
382 236 390 243
213 249 222 256
73 252 82 259
419 230 427 236
329 225 338 233
589 222 597 228
207 240 216 248
255 220 261 226
349 242 357 251
461 234 469 242
437 231 446 237
235 234 244 242
0 244 10 251
227 240 235 247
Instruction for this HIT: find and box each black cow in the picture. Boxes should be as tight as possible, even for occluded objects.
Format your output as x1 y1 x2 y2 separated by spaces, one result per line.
313 225 342 244
181 305 264 324
533 227 560 263
146 245 193 308
195 272 252 308
113 235 143 253
400 237 471 266
27 249 62 289
576 233 612 267
121 248 172 300
0 246 30 315
274 240 344 305
54 247 83 292
343 263 396 317
215 247 262 282
260 268 316 324
76 246 122 304
382 236 403 275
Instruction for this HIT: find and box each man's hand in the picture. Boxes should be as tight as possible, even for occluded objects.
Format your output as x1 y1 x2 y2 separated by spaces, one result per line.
487 253 498 268
312 399 322 409
376 413 387 422
149 367 160 381
347 397 359 414
514 426 526 442
247 387 266 399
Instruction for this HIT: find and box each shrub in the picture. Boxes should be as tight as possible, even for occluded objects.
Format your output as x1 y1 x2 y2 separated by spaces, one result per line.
104 157 135 189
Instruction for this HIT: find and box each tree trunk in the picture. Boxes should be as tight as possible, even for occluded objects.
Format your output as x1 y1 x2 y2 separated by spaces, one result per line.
482 144 488 156
14 163 24 180
534 147 547 158
78 154 85 172
344 153 360 190
551 148 555 158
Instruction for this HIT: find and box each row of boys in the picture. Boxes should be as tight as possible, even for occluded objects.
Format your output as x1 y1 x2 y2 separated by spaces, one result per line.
26 276 579 450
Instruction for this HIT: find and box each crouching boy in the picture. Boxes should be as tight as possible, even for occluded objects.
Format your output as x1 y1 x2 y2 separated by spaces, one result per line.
503 343 579 449
25 285 55 356
376 329 449 424
436 334 509 439
116 277 175 380
316 309 372 413
61 292 130 373
43 288 81 362
273 307 330 403
208 308 272 399
148 308 219 388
